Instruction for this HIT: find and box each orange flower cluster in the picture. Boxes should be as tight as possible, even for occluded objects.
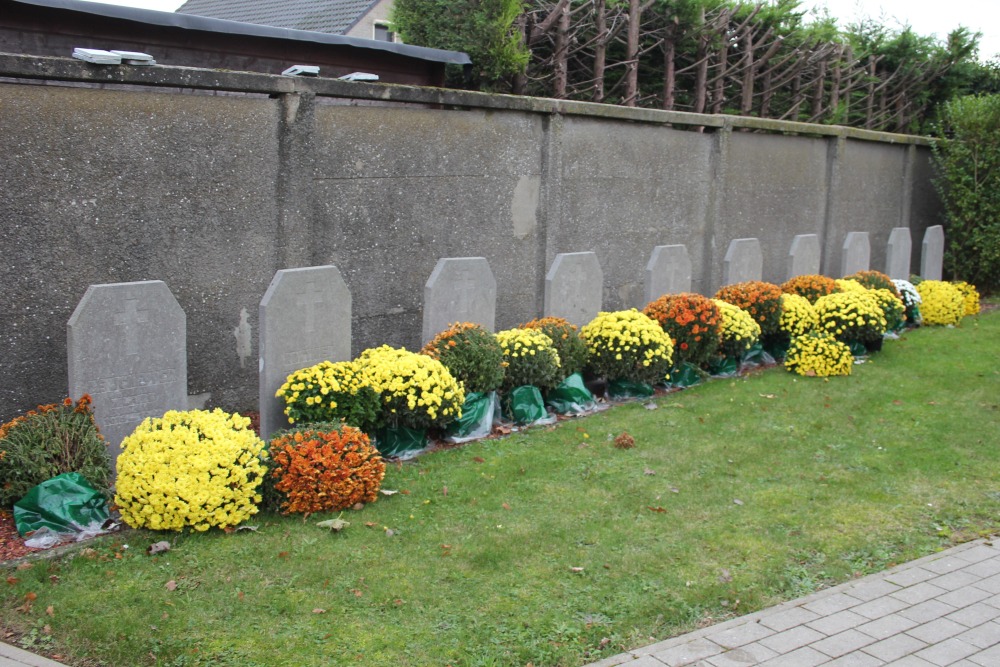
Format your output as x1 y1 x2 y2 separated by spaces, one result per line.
270 426 385 515
714 281 784 336
642 293 721 366
845 270 901 299
520 316 589 376
0 395 97 441
781 274 840 304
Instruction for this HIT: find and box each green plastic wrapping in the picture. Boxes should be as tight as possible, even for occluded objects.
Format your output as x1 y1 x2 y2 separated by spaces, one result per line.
545 373 597 415
848 340 868 357
706 355 739 377
666 362 707 388
607 379 655 400
761 334 791 361
740 342 776 369
373 426 427 458
13 472 109 537
501 385 548 425
444 391 496 442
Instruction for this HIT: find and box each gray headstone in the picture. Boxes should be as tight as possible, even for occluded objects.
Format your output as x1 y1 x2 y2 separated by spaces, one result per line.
787 234 821 281
543 252 602 327
841 232 871 276
722 238 763 286
885 227 912 280
422 257 496 345
259 265 352 440
67 280 187 464
921 225 945 280
645 245 692 302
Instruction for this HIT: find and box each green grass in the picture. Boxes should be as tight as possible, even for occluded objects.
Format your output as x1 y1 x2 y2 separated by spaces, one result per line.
2 310 1000 667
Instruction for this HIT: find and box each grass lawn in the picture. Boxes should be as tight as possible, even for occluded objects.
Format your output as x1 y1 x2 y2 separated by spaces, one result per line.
1 309 998 667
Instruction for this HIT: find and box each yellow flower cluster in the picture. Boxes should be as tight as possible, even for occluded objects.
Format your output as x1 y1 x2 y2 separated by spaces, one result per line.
814 291 887 342
784 331 854 377
779 293 819 336
276 360 380 430
835 278 867 293
953 281 980 316
115 409 266 532
496 328 563 390
712 299 760 358
357 345 464 429
580 310 674 384
916 280 965 326
870 288 907 331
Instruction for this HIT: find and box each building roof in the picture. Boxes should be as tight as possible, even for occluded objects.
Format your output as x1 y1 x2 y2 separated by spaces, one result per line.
176 0 379 36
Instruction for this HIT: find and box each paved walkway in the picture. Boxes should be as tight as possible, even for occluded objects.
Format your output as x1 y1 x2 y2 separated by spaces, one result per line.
587 538 1000 667
0 642 65 667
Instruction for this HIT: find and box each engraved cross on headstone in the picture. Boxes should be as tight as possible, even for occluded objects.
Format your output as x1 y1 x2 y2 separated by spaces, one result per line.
295 280 325 334
113 298 149 356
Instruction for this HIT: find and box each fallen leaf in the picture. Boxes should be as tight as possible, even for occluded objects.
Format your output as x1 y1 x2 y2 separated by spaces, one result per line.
351 589 363 598
502 502 511 511
613 432 635 449
365 522 377 528
733 499 744 506
892 400 903 405
313 608 327 614
235 525 259 532
647 506 667 513
442 486 448 496
147 541 171 556
16 562 33 571
278 551 289 559
317 518 350 532
238 591 245 600
643 402 658 410
380 489 399 496
569 567 584 573
643 468 656 476
494 425 512 436
759 393 776 399
42 625 51 635
400 490 411 496
441 544 452 550
5 577 17 585
393 599 404 606
670 487 680 493
473 457 486 464
385 529 395 537
165 581 177 591
45 605 54 617
352 503 365 511
719 569 733 583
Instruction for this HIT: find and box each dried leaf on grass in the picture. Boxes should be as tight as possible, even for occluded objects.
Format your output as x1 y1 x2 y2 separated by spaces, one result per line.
316 518 350 533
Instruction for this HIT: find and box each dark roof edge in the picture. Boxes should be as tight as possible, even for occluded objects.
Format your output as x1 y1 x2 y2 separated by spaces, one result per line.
9 0 472 65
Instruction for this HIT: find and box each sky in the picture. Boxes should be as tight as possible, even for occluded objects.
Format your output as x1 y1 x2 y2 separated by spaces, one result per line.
84 0 999 62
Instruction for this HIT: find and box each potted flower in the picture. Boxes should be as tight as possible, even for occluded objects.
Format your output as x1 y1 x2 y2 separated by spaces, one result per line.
643 293 720 386
495 328 562 425
521 317 595 415
579 309 674 399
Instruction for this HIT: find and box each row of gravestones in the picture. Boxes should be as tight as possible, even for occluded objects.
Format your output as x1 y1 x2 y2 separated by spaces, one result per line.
66 225 945 465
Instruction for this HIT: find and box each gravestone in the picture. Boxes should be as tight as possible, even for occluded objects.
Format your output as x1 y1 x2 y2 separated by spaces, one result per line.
921 225 945 280
67 280 187 464
259 265 352 440
422 257 496 345
645 245 692 302
722 238 763 286
841 232 871 276
885 227 912 280
787 234 821 280
544 252 602 327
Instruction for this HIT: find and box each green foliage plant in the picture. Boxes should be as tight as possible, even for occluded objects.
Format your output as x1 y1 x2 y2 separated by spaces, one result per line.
356 345 464 430
0 395 110 507
520 317 589 377
712 298 761 359
784 331 854 377
495 328 562 391
580 310 674 384
814 291 887 345
845 270 902 299
276 360 382 434
420 322 506 394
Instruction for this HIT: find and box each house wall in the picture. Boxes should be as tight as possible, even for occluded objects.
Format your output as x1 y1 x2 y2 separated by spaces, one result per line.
0 54 942 419
344 0 396 41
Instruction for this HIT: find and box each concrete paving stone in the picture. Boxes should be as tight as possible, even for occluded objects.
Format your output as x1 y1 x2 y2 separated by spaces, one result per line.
755 646 829 667
757 607 822 632
967 642 1000 665
759 626 826 653
935 586 992 609
649 638 725 666
884 656 937 666
945 602 1000 628
962 558 1000 579
890 582 948 605
949 661 981 667
706 621 775 649
950 545 1000 564
862 633 929 662
982 594 1000 609
811 628 877 658
857 614 921 640
913 637 979 666
885 567 938 587
803 592 865 616
898 599 957 624
822 652 884 667
922 556 974 575
807 609 870 635
853 596 912 620
904 617 968 644
0 643 68 667
705 643 779 667
847 579 903 602
928 570 981 591
953 621 1000 649
971 574 1000 594
606 655 667 667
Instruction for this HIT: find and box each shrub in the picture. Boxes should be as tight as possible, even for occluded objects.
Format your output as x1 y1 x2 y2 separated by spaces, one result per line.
420 322 506 394
714 281 784 336
580 310 674 384
0 395 111 507
115 409 266 532
916 280 965 325
845 270 902 299
892 278 923 324
871 288 907 332
778 293 819 337
356 346 464 430
953 281 981 315
784 332 854 377
276 360 382 433
835 278 867 293
521 317 589 377
712 299 761 359
642 293 721 367
781 274 840 304
268 424 385 515
814 291 887 344
495 328 562 390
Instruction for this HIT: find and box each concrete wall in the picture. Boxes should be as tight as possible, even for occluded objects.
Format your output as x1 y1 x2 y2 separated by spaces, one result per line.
0 53 943 419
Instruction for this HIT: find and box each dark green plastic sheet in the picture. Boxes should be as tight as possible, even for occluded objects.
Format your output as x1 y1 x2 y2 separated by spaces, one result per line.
445 391 495 442
740 342 776 369
706 355 739 377
665 362 707 388
848 340 868 357
607 379 654 400
502 385 548 425
373 426 427 458
13 472 109 537
545 373 597 415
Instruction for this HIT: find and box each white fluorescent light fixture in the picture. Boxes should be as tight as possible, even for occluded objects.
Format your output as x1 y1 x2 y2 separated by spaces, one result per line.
72 48 121 65
339 72 379 82
282 65 320 77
